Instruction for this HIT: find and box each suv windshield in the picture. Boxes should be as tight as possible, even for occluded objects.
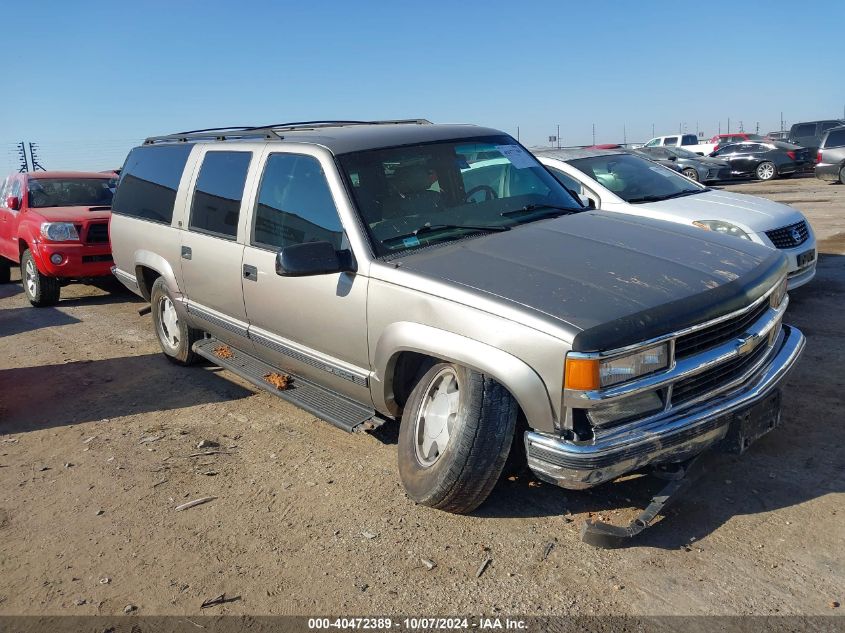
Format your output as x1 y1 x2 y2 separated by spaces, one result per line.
28 178 116 208
337 135 582 256
568 153 705 204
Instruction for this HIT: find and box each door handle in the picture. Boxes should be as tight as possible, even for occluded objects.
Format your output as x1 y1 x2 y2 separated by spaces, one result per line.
243 264 258 281
181 246 192 260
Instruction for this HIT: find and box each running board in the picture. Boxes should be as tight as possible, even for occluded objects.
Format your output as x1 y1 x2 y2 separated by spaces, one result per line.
193 337 377 433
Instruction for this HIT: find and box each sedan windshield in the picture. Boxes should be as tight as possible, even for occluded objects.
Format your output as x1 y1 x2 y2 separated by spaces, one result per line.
337 135 583 256
568 154 705 204
28 178 116 208
667 147 702 160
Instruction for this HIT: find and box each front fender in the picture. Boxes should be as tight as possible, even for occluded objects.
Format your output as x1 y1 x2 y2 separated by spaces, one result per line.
373 322 557 433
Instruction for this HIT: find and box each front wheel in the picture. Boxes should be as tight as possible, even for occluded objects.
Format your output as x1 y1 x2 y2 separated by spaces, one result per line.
682 167 699 181
21 250 60 307
756 161 777 181
839 165 845 185
150 277 200 365
398 361 518 514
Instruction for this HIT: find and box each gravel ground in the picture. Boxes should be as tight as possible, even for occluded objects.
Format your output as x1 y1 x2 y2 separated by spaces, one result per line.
0 174 842 617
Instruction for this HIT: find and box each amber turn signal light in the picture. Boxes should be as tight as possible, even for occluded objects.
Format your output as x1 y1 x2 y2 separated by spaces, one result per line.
564 357 600 390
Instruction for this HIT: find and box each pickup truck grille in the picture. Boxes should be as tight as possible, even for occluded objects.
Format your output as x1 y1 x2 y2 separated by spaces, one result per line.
672 338 771 407
85 222 109 244
674 300 770 358
765 220 809 249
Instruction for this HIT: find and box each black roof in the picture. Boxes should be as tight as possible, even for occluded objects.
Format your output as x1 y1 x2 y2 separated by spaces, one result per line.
142 120 507 155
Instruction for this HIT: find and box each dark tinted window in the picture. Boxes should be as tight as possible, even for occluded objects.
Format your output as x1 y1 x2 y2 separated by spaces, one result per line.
252 153 343 250
791 123 816 138
113 144 193 224
819 121 840 133
662 136 678 145
189 151 252 239
824 129 845 148
681 134 698 145
27 178 114 208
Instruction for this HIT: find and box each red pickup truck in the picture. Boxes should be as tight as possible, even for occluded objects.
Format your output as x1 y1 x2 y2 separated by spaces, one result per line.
0 171 117 306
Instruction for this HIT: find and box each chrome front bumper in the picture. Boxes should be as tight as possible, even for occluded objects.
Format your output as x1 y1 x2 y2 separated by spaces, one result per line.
525 325 805 490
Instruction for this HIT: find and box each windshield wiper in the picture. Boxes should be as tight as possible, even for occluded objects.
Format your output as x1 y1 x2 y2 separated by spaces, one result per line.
382 223 509 244
501 203 581 218
628 189 707 204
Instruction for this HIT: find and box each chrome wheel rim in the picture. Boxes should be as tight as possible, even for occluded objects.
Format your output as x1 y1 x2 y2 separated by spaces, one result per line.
24 259 37 297
414 367 459 467
757 163 774 180
157 296 181 351
683 169 698 181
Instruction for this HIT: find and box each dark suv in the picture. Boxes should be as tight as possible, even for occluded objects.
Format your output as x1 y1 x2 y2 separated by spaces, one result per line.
815 126 845 184
787 119 845 151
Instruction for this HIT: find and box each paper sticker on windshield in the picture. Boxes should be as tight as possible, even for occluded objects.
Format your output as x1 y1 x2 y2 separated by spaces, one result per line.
403 236 421 247
494 145 536 169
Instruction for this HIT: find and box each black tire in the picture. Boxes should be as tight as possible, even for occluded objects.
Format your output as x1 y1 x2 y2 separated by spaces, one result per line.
0 257 10 284
682 167 699 182
756 161 777 181
21 249 60 307
150 277 201 365
398 361 518 514
839 165 845 185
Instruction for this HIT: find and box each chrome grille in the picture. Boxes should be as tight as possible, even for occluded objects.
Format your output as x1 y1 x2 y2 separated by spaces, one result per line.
675 300 770 358
765 221 809 249
672 340 771 406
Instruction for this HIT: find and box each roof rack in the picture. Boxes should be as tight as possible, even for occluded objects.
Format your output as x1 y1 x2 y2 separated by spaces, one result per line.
143 119 432 145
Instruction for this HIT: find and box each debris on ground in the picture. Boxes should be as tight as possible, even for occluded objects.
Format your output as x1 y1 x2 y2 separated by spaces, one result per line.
361 530 378 540
212 345 234 360
542 541 555 560
124 604 137 613
263 372 292 390
476 557 492 578
139 435 163 445
73 598 86 606
421 558 436 571
175 496 217 512
831 601 841 609
200 593 241 609
99 577 111 584
196 439 220 449
95 510 105 516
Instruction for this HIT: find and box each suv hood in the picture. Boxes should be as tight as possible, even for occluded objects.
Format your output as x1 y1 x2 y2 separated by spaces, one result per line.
29 206 112 222
396 212 785 351
633 189 805 232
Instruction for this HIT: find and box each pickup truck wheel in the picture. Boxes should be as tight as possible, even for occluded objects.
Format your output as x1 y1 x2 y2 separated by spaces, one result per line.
151 277 200 365
756 161 777 181
21 250 60 307
682 167 699 181
398 361 518 514
0 257 10 284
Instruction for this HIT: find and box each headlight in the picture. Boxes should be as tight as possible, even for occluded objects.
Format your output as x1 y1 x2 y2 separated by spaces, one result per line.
587 390 664 427
692 220 751 240
565 343 670 390
770 276 788 308
40 222 80 242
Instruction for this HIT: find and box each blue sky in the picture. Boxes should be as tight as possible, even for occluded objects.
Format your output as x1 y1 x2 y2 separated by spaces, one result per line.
2 0 844 173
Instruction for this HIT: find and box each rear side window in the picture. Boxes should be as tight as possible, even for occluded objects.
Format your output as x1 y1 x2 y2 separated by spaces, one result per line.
824 129 845 148
113 144 193 224
252 153 343 251
791 123 815 138
189 151 252 239
681 134 698 145
662 136 678 145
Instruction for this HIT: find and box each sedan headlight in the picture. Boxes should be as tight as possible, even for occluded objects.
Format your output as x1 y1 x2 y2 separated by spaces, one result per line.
692 220 751 240
565 343 670 390
40 222 80 242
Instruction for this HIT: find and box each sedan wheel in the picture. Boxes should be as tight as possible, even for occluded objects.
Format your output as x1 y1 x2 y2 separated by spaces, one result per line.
682 167 699 182
840 165 845 185
756 161 777 181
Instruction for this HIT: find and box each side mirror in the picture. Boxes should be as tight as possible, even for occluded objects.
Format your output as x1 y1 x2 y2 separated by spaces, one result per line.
6 196 20 211
578 194 596 209
275 241 355 277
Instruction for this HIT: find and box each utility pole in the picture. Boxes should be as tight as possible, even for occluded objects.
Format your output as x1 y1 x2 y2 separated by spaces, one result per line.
780 112 784 134
623 124 627 146
17 142 29 172
592 123 595 146
728 118 731 133
718 121 721 134
652 123 655 137
755 121 759 134
29 143 46 171
557 124 560 150
517 126 520 142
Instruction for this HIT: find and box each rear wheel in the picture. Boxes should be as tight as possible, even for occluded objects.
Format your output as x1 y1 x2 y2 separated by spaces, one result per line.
839 165 845 185
0 257 10 284
682 167 699 181
21 250 60 307
151 277 200 365
756 161 777 181
398 361 518 514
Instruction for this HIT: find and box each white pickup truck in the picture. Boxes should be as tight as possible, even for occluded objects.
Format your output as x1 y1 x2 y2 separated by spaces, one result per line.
638 133 716 156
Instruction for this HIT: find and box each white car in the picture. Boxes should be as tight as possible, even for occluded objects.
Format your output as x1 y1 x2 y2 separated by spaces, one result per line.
536 149 817 289
639 133 717 156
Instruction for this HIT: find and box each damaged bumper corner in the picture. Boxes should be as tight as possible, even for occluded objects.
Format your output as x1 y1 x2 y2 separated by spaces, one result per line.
525 325 805 490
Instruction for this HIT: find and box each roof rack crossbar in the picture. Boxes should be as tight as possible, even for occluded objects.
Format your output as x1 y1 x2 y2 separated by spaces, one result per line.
143 119 432 145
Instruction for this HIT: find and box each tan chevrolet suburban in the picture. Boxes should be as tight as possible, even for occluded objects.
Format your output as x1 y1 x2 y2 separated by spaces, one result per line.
109 120 804 520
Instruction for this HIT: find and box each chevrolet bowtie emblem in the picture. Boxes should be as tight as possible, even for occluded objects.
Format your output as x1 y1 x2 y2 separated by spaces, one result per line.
736 333 760 355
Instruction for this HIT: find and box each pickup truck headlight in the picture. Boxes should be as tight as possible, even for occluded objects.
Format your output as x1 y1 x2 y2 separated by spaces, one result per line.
565 343 670 390
692 220 751 240
770 276 787 308
40 222 80 242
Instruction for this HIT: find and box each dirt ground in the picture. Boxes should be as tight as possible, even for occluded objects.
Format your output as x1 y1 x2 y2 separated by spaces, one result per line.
0 175 843 617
